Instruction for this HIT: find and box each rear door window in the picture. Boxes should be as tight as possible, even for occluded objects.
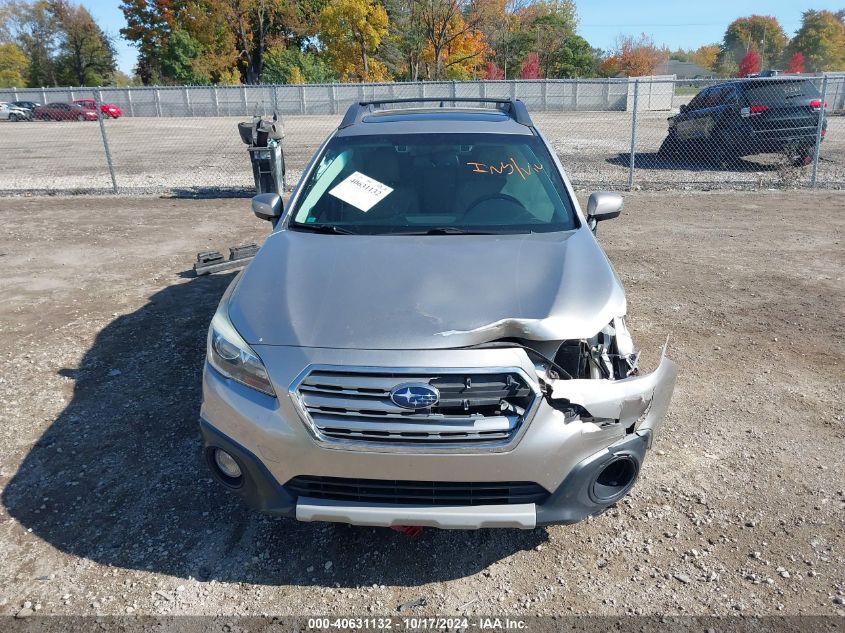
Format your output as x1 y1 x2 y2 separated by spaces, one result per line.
716 86 738 106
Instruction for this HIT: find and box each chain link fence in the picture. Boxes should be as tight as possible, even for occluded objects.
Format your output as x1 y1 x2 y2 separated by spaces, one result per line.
0 75 842 196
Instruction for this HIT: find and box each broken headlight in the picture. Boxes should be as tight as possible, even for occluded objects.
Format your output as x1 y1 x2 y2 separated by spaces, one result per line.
552 317 640 381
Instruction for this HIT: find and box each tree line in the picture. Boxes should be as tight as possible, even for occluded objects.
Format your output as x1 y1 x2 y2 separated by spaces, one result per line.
0 1 844 88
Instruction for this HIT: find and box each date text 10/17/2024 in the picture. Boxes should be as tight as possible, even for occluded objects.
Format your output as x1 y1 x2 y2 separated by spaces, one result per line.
307 617 528 630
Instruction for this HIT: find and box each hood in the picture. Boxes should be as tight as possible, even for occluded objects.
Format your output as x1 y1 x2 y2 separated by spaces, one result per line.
228 228 626 350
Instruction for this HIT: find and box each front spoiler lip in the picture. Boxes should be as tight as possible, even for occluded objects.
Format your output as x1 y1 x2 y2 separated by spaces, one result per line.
295 498 537 529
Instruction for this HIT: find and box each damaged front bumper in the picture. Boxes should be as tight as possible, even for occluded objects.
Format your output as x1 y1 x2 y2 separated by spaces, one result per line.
200 344 678 529
548 344 678 448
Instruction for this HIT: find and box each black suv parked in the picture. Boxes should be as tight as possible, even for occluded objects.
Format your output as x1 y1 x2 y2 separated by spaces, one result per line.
659 79 828 165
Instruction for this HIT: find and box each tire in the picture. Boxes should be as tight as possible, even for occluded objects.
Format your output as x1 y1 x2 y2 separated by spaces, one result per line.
8 113 17 122
77 114 85 122
791 148 814 167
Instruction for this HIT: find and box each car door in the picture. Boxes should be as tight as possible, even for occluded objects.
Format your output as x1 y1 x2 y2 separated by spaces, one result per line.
710 85 741 143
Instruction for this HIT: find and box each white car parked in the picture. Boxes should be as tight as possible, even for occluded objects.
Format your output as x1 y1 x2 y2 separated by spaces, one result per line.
0 102 32 121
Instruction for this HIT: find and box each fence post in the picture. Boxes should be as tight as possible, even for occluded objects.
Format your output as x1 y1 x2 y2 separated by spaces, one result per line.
241 84 248 115
12 86 18 100
628 80 640 190
541 79 548 111
183 86 192 116
451 80 457 99
299 85 306 114
811 75 828 188
154 88 162 117
127 88 135 117
212 85 220 116
331 84 337 115
41 87 47 104
94 95 118 193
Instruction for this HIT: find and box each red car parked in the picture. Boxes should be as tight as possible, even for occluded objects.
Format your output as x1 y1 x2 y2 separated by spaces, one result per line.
33 102 99 121
74 99 123 118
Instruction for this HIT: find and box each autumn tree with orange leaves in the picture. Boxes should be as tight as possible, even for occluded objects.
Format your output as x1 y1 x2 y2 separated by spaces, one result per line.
120 0 319 84
411 0 488 80
599 33 667 77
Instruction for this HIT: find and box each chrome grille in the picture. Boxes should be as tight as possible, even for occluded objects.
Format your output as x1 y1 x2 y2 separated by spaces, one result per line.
291 367 538 448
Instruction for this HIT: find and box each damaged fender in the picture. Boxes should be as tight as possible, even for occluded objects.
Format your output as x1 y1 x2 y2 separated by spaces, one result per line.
549 344 678 446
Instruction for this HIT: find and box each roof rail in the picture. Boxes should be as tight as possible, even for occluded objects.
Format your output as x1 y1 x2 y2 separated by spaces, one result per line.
337 97 534 129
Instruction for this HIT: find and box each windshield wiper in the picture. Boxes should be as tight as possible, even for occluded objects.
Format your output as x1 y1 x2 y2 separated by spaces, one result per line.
426 227 492 235
293 223 358 235
390 227 507 235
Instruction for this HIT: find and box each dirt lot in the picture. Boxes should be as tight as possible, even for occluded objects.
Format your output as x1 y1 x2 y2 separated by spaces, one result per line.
0 191 842 618
1 112 843 194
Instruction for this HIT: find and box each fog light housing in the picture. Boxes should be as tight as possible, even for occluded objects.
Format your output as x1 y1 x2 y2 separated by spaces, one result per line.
213 448 243 483
591 455 638 502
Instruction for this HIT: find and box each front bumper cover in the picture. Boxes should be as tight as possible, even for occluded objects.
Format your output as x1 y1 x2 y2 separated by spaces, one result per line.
199 344 677 529
201 420 653 528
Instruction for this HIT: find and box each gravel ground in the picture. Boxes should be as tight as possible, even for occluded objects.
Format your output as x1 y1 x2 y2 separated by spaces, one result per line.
1 111 843 195
0 191 843 619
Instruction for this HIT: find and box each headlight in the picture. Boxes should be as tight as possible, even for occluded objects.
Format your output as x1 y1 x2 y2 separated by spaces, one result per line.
207 308 276 397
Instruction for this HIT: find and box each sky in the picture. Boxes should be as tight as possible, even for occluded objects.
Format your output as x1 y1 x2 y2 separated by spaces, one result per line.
81 0 845 76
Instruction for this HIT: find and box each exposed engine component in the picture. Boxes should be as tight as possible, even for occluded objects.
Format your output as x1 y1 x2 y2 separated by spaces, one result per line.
553 316 639 382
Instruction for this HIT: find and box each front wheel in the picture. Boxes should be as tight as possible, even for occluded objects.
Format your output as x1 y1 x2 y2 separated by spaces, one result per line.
9 113 17 122
791 147 814 167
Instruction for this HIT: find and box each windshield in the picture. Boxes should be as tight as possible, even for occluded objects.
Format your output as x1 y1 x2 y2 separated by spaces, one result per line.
288 133 577 235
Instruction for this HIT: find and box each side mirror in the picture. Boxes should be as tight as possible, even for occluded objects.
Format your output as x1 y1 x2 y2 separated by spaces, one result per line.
679 103 689 114
252 193 282 222
586 192 623 232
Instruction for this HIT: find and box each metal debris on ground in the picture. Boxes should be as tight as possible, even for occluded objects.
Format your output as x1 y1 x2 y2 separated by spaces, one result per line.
193 243 259 276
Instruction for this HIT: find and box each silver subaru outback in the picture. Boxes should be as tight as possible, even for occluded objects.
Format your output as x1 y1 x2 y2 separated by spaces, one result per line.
200 98 677 529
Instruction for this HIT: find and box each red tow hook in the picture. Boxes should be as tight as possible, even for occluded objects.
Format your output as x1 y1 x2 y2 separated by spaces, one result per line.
391 525 424 538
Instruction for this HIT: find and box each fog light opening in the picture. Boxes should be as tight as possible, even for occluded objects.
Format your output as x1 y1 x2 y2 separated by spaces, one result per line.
212 448 243 487
592 455 638 501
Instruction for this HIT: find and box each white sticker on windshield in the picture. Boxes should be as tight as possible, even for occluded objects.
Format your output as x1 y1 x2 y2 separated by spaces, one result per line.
328 171 393 212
